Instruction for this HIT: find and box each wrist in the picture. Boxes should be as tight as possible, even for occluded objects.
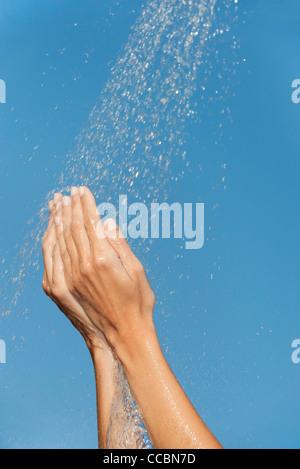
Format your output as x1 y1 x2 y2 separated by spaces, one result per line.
89 346 118 373
85 328 112 359
111 316 159 371
89 340 115 364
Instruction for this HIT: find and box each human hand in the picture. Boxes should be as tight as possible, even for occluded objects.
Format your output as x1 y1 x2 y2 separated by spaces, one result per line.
42 193 110 354
42 188 222 451
54 186 156 355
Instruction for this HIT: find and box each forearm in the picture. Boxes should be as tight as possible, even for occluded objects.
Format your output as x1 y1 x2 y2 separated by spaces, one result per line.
91 347 149 449
114 319 223 450
45 189 221 449
105 362 150 449
91 347 117 448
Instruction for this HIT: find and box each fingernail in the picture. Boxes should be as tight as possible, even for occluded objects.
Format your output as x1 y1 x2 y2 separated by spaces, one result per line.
71 187 78 196
63 196 70 206
79 187 85 196
55 216 62 226
55 201 61 211
104 218 117 231
49 201 54 212
54 193 60 203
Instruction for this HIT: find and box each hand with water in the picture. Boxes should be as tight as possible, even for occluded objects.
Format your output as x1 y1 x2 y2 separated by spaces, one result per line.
44 186 222 450
42 193 110 353
42 192 121 449
51 186 156 354
42 189 147 448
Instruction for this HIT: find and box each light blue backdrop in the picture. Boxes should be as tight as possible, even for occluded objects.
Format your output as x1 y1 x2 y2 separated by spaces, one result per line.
0 0 300 449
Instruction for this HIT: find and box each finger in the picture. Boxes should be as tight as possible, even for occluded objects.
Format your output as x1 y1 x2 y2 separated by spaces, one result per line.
79 186 112 252
45 193 62 238
55 197 73 286
79 186 126 277
104 218 142 279
52 243 65 293
42 197 56 243
42 195 62 285
79 187 127 280
71 187 91 263
42 270 50 296
42 222 56 286
62 191 79 266
42 199 56 294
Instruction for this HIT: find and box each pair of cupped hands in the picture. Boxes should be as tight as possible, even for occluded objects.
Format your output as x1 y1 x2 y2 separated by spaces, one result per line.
42 187 155 355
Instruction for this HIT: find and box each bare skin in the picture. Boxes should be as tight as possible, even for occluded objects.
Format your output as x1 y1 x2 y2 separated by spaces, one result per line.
42 186 222 450
42 193 117 448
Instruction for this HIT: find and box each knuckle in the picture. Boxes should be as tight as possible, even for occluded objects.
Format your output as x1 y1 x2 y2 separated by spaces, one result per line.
51 284 65 300
61 249 69 262
96 254 111 269
134 260 145 276
64 229 73 245
80 260 93 277
71 220 81 236
42 242 49 254
51 284 62 298
42 283 50 296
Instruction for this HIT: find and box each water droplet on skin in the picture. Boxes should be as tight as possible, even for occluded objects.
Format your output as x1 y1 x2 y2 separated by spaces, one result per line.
0 0 241 447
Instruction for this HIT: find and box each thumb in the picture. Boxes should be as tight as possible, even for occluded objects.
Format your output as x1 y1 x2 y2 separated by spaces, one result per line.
104 219 141 277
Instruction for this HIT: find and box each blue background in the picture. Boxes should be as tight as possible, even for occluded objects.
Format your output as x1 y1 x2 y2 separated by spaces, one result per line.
0 0 300 449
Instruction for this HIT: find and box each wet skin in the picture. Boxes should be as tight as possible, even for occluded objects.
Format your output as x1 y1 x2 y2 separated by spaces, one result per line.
42 186 223 449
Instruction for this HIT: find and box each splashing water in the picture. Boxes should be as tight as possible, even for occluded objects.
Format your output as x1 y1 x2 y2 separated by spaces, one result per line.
1 0 235 315
0 0 240 449
106 363 151 449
